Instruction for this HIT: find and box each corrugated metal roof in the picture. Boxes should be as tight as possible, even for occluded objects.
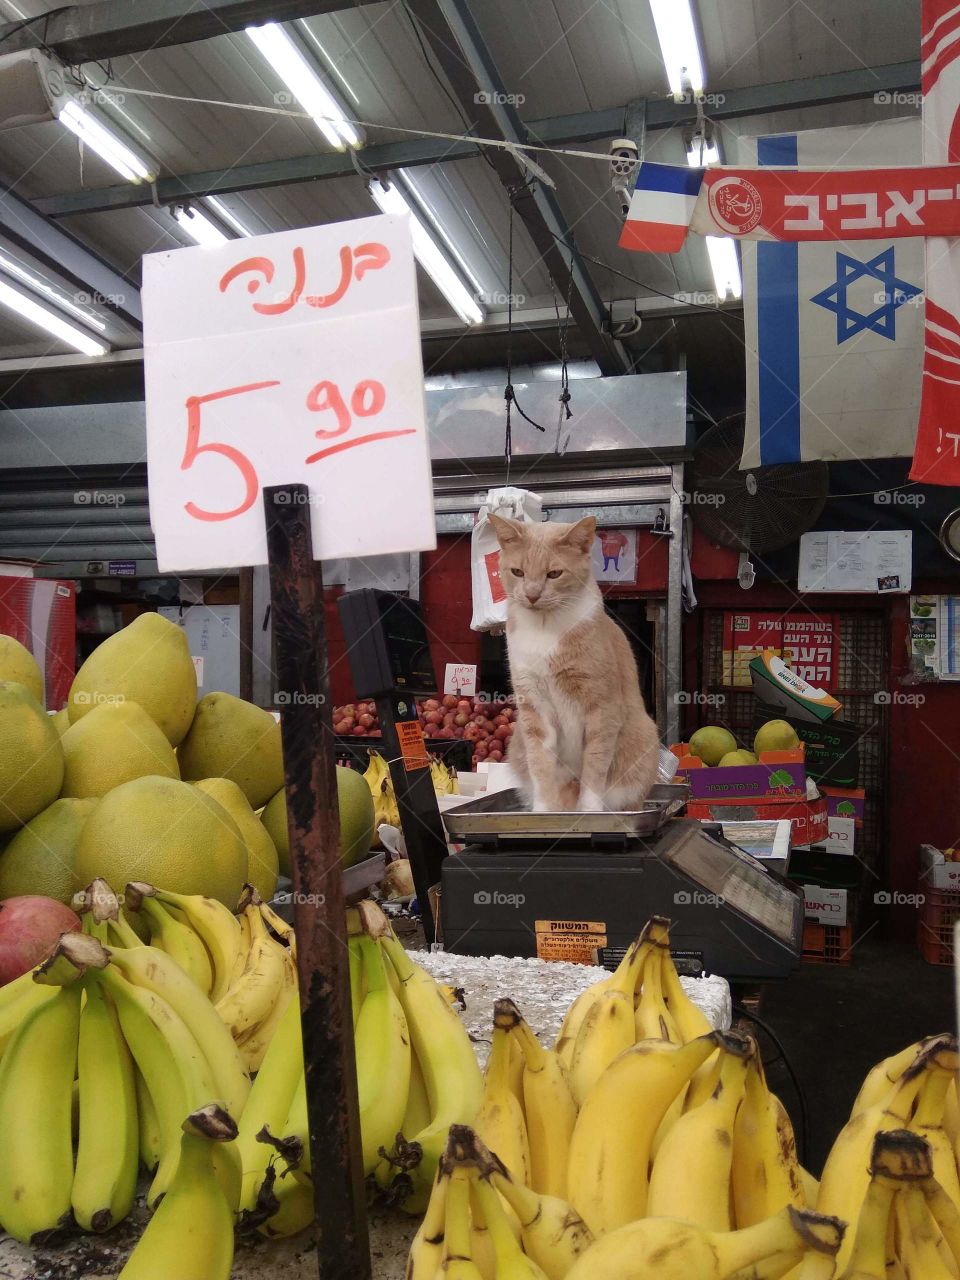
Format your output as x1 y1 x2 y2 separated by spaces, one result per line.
0 0 924 376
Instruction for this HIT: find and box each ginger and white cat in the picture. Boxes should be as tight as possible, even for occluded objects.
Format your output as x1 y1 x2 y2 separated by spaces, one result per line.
489 512 660 812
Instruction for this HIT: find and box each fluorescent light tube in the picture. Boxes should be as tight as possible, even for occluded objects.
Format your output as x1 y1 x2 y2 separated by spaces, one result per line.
0 278 108 355
706 235 742 300
247 22 360 149
686 136 719 166
0 251 107 330
58 99 156 183
369 178 484 326
205 196 251 237
173 206 230 247
649 0 705 97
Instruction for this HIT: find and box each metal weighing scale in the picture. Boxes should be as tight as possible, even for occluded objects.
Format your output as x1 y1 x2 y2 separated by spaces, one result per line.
336 586 804 979
441 789 805 981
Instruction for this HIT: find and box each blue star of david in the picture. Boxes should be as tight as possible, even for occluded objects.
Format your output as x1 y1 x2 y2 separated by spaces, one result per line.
810 247 922 344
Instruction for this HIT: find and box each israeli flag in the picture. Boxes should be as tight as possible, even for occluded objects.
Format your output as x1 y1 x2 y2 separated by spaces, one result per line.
741 118 924 467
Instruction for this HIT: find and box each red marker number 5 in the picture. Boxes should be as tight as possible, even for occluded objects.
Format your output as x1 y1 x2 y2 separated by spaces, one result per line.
181 381 279 522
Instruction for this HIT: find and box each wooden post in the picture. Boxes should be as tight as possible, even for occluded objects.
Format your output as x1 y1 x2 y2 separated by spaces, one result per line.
263 483 371 1279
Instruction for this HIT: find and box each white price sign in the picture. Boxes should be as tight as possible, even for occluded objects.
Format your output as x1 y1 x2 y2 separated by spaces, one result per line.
142 215 436 572
444 662 477 696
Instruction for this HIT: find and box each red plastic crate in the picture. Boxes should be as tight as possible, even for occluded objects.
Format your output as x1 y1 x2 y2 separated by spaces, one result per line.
802 920 853 965
918 889 960 966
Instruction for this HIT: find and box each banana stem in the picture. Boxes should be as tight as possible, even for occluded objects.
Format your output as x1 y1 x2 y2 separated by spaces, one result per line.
717 1208 843 1277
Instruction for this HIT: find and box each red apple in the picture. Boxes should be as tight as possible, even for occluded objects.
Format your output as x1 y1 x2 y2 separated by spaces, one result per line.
487 748 503 762
453 712 469 728
463 724 480 742
423 698 440 712
358 712 375 729
425 710 444 726
353 726 367 736
0 896 81 987
494 724 510 741
457 699 472 713
437 727 455 739
442 694 458 709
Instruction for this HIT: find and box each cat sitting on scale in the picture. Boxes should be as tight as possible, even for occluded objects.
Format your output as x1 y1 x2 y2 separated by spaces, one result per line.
489 513 660 814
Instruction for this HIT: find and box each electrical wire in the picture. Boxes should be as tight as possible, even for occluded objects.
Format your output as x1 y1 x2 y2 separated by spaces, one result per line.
0 7 67 52
733 1002 809 1165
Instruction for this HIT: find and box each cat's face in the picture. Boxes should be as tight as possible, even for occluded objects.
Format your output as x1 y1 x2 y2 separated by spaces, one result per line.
488 515 597 611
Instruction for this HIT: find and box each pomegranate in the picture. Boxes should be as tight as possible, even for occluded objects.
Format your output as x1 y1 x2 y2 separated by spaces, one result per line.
0 896 81 987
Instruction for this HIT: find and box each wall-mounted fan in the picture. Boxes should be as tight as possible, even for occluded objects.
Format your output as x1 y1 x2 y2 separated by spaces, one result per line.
687 413 829 587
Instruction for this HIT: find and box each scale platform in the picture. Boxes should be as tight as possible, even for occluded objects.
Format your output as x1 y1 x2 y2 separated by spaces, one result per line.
440 792 804 981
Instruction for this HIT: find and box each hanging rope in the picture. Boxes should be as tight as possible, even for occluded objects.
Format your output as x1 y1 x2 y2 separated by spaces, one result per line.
503 184 546 469
552 267 575 454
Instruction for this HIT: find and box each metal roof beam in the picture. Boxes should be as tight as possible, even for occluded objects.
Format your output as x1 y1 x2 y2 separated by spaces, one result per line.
0 182 141 326
401 0 631 375
0 0 381 63
33 60 922 220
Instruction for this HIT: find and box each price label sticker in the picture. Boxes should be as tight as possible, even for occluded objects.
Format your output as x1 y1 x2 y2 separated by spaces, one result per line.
395 720 431 772
444 663 477 696
535 920 608 965
142 215 436 572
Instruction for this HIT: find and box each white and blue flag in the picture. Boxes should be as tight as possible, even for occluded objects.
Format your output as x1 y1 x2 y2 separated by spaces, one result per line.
740 118 924 467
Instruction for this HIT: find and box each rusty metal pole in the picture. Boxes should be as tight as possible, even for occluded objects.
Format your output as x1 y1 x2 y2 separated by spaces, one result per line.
263 483 371 1279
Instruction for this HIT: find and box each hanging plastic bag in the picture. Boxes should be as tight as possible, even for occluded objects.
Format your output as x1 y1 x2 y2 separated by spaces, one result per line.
470 486 543 632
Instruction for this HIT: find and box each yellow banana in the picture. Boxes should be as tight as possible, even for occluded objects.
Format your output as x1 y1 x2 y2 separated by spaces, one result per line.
136 1069 162 1171
0 984 81 1242
235 942 297 1073
236 993 303 1211
566 1030 719 1234
257 1166 315 1238
475 1015 531 1187
850 1038 933 1118
472 1173 550 1279
0 974 56 1061
71 979 139 1232
564 1206 844 1280
406 1169 448 1279
215 903 289 1041
377 933 483 1212
348 935 364 1028
910 1067 960 1209
661 947 714 1041
895 1182 956 1279
491 1167 594 1279
353 933 411 1175
647 1032 751 1229
499 998 577 1200
149 886 244 1003
127 885 214 996
402 1045 432 1139
733 1051 805 1228
635 947 679 1042
106 941 250 1120
568 935 648 1105
443 1166 486 1280
118 1106 237 1280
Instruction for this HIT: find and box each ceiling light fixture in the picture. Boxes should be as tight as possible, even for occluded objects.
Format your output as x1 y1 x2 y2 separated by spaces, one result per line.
0 277 108 356
706 235 742 301
173 205 230 247
686 133 719 167
58 98 156 183
368 176 484 326
246 22 361 150
205 196 252 237
649 0 705 97
0 251 107 330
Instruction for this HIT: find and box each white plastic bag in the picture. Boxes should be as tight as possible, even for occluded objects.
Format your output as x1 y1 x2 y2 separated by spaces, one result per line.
470 486 542 632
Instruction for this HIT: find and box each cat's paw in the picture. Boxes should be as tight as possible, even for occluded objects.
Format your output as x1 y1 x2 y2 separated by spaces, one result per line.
577 788 605 812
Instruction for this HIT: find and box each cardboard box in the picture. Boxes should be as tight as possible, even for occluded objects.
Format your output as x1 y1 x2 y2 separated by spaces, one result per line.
671 742 807 801
749 650 842 723
688 796 829 846
802 884 849 926
821 786 865 826
754 707 861 787
819 816 857 855
789 844 860 889
919 844 960 892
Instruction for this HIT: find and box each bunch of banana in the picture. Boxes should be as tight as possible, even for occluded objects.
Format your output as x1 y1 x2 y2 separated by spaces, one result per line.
213 886 298 1072
235 899 482 1234
408 1125 594 1280
0 905 249 1246
813 1032 960 1276
430 756 460 796
118 1105 238 1280
363 750 400 829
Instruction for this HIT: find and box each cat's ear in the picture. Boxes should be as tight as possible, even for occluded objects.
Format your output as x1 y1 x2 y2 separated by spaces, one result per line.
489 513 525 545
558 515 597 553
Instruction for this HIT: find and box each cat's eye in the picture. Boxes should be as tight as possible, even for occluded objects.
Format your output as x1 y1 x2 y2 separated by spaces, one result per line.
511 568 524 577
547 569 562 579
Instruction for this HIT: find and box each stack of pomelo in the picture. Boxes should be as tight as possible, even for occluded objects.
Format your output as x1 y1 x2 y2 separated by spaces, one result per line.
0 616 374 911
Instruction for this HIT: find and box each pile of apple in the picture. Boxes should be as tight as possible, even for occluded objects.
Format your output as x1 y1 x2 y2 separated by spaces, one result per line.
332 695 516 767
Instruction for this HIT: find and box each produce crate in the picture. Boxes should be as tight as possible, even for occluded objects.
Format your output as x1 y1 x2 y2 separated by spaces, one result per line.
801 920 854 965
334 735 473 773
918 888 960 966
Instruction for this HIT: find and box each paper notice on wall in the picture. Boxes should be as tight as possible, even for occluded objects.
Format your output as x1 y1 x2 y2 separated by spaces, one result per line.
910 595 940 675
798 530 912 593
722 612 838 687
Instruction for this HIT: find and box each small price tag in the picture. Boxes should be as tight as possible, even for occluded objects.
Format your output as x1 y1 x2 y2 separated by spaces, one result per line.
444 663 477 696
